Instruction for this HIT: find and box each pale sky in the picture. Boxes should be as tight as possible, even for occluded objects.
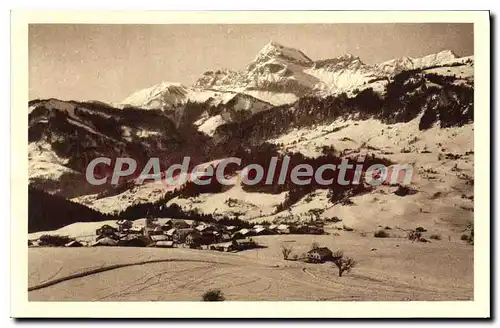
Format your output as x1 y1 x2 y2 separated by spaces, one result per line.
29 23 473 103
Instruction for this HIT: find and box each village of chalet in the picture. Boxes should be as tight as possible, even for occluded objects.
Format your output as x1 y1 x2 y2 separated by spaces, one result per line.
29 217 339 263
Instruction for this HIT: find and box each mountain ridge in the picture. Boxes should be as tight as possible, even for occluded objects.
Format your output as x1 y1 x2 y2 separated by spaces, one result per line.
121 42 472 109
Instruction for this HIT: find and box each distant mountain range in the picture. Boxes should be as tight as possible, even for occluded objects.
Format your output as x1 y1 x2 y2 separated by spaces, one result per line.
121 41 472 108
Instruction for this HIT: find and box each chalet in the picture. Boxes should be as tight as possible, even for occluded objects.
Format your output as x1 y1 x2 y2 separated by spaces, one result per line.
116 219 133 232
174 228 196 243
276 224 290 234
165 228 178 240
145 218 157 228
210 241 235 252
150 225 165 235
150 235 168 242
307 247 333 263
92 237 118 247
291 225 308 234
225 226 238 233
253 227 275 236
96 233 119 241
156 218 173 229
117 235 149 247
292 225 323 235
185 232 198 246
129 225 144 234
234 238 258 251
173 220 191 229
220 233 231 242
196 224 217 233
232 228 256 240
96 224 118 237
154 241 175 248
186 231 216 246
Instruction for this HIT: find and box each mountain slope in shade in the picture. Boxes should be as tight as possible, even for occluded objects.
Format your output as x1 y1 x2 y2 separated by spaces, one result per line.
28 186 115 232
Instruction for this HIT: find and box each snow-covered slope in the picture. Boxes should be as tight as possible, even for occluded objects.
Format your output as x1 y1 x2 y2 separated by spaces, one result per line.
29 141 76 180
121 82 193 109
376 50 463 75
195 114 228 137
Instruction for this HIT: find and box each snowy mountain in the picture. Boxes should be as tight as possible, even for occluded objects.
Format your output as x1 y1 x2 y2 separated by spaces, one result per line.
376 50 461 75
29 41 475 233
124 41 472 109
121 82 191 109
193 41 384 103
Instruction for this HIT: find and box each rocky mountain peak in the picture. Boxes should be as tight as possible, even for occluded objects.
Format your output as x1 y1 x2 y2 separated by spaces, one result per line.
250 41 314 68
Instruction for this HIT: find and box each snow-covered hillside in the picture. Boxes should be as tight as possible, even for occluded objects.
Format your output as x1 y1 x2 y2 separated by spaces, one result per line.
29 141 75 180
376 50 466 75
29 41 475 237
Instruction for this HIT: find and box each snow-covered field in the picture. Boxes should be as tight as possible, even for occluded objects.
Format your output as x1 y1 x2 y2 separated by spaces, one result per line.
28 233 473 301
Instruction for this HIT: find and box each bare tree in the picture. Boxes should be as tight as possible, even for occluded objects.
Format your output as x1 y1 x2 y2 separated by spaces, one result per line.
281 245 293 260
463 221 474 245
331 250 357 277
407 230 422 242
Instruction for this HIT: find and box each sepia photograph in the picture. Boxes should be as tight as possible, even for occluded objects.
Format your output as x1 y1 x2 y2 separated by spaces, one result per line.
11 10 490 318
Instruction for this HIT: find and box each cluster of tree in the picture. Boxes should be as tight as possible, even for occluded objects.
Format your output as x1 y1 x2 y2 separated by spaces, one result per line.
28 185 115 232
37 234 74 246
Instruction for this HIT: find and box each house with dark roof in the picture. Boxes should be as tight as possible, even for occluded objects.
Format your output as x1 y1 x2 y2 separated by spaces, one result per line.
307 247 333 263
231 228 256 240
117 235 150 247
129 225 144 234
174 228 196 243
92 237 118 247
96 224 118 237
173 220 191 229
116 219 133 232
210 241 235 252
150 234 168 242
276 224 290 234
185 231 216 246
225 226 238 233
253 227 275 236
